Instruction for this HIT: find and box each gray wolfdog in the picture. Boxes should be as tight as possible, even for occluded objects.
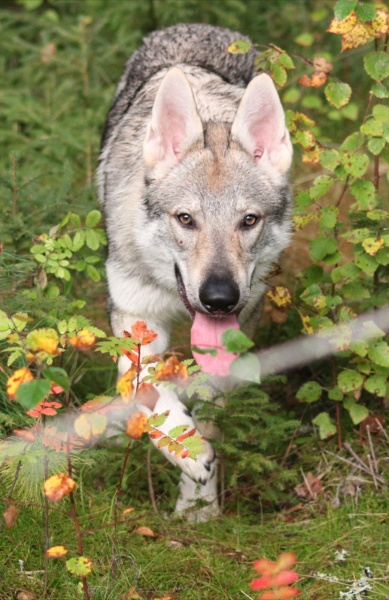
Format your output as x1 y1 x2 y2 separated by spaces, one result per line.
97 23 293 521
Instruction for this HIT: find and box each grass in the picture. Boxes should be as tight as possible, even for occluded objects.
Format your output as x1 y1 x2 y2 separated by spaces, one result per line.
1 473 389 599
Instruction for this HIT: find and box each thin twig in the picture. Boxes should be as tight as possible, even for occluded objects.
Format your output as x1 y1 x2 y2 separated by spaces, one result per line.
147 448 159 514
367 454 379 491
43 454 50 597
366 425 378 473
375 418 389 442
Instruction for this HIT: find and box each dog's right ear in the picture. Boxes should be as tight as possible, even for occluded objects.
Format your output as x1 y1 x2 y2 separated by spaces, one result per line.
143 68 203 177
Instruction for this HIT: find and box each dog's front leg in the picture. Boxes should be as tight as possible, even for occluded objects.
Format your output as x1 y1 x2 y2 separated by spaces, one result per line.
111 309 219 520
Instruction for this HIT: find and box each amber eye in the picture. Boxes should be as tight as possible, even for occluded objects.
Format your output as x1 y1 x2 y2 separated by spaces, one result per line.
242 214 259 227
177 213 193 226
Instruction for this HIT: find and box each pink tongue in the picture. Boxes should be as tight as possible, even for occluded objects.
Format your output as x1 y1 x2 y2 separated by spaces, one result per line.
191 312 240 377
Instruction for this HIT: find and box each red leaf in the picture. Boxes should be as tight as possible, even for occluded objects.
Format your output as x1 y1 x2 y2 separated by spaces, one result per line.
176 427 197 442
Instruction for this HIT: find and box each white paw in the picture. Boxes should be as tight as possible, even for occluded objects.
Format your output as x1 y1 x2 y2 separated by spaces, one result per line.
174 471 219 523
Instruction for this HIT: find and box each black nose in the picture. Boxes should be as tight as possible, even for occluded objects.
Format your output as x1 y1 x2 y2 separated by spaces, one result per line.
199 276 240 314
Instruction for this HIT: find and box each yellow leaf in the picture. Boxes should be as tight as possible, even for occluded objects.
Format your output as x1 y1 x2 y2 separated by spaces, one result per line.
300 314 314 335
327 12 357 35
117 367 137 403
266 286 292 308
74 413 107 441
43 473 75 502
6 368 34 399
126 412 149 440
303 146 321 164
68 328 96 350
45 545 68 558
362 236 384 256
26 328 59 355
293 214 316 232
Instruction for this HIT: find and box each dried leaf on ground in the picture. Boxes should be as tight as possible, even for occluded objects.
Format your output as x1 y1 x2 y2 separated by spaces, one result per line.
294 471 324 499
3 504 18 528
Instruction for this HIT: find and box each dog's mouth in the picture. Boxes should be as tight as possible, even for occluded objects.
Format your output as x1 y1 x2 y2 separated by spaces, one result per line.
175 265 240 377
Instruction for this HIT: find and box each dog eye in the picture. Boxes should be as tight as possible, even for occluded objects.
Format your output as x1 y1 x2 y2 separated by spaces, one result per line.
177 213 193 226
242 214 259 227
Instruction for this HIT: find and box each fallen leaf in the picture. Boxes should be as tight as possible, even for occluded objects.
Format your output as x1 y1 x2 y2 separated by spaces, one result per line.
45 545 68 558
122 507 135 516
3 505 18 528
134 526 156 537
294 471 324 499
15 590 36 600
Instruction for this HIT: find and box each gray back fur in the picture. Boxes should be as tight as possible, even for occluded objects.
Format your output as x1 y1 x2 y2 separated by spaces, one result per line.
102 23 258 145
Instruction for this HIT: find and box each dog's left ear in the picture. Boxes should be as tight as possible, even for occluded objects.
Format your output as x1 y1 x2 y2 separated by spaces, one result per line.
143 67 203 177
231 73 292 181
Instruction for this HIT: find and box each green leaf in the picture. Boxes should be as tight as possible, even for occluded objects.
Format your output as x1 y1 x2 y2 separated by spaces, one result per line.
300 284 327 309
328 386 343 401
343 398 369 425
368 341 389 367
66 556 92 576
373 104 389 123
294 32 314 46
354 251 378 276
85 209 102 228
16 379 52 410
227 39 252 54
350 179 376 209
320 206 338 229
371 82 389 98
296 381 322 403
277 53 295 70
148 410 170 428
364 52 389 82
334 0 357 20
312 412 336 440
221 329 254 353
354 3 376 22
229 353 261 383
360 118 383 136
168 425 189 438
368 137 385 155
342 152 369 178
331 262 361 284
325 82 351 109
270 63 287 87
341 132 365 152
294 191 312 210
364 374 387 397
86 264 101 282
43 367 69 391
191 345 217 356
338 370 364 393
309 236 337 262
72 230 85 252
320 149 341 171
85 229 99 251
310 175 333 199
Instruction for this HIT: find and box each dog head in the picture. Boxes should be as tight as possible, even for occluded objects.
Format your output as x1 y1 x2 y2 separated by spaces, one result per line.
142 68 293 322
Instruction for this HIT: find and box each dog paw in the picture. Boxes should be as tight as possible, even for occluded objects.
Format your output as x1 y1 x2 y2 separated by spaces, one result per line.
178 442 217 484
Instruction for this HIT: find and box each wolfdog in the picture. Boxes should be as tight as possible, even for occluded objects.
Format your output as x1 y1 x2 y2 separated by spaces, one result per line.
98 23 293 521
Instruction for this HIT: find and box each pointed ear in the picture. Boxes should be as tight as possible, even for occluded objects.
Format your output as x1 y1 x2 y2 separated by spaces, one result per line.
231 73 292 180
143 67 203 176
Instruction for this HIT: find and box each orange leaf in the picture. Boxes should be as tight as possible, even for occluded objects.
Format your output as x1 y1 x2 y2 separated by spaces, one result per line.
122 507 135 515
176 427 197 443
130 321 158 346
154 356 190 386
117 367 137 403
251 572 299 590
136 382 160 410
68 328 96 350
310 71 327 87
275 552 297 573
13 428 36 443
43 473 76 502
27 400 62 418
6 368 34 399
299 74 312 87
3 505 18 529
254 558 278 575
134 526 156 537
45 545 68 558
126 412 149 440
